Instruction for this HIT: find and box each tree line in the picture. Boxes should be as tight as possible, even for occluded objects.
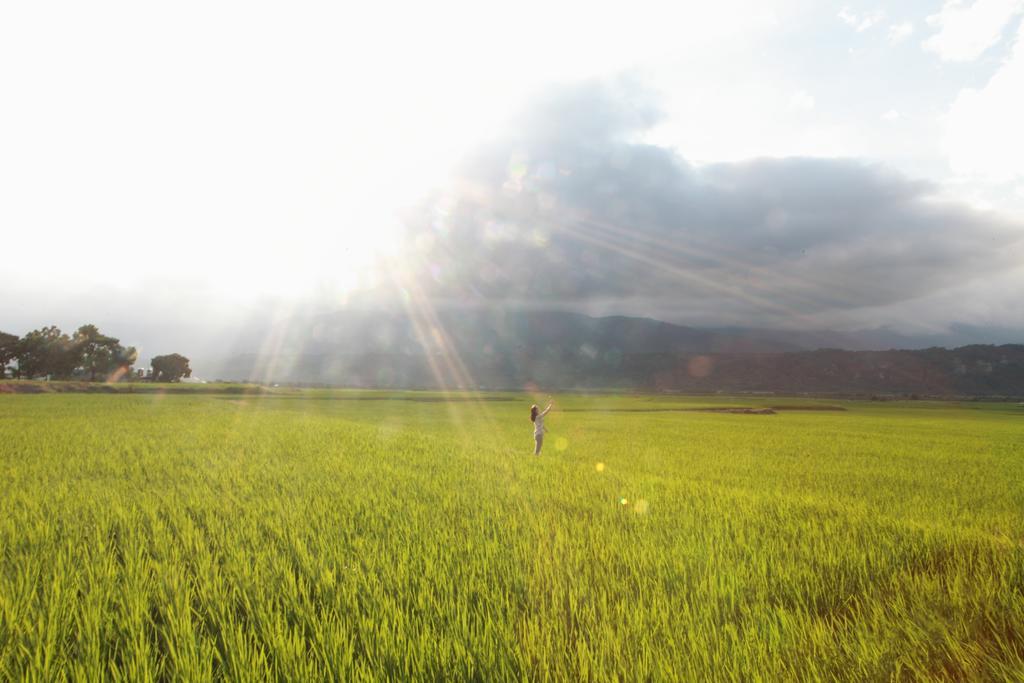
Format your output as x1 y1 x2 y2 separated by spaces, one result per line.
0 325 192 382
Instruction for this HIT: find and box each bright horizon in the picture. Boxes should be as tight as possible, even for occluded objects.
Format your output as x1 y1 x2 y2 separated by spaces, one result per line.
2 0 1024 365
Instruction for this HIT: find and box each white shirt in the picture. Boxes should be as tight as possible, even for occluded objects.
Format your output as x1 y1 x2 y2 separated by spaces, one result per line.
534 414 545 437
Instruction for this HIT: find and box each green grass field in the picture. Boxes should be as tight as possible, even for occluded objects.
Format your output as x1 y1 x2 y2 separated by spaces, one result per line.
1 389 1022 680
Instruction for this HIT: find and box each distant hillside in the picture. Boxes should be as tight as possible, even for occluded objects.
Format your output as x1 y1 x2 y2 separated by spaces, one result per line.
205 309 958 370
630 345 1024 397
203 309 795 382
207 311 1024 397
253 309 805 357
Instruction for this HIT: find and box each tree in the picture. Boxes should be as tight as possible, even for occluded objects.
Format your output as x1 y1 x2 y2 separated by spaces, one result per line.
15 326 82 379
71 325 138 381
73 324 123 381
111 345 139 381
151 354 191 382
0 331 19 379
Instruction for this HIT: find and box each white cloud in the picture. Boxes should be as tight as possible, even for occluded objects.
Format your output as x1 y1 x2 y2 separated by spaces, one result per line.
881 109 901 121
839 6 885 32
0 0 796 301
790 90 816 110
888 22 915 43
923 0 1024 62
839 6 859 26
944 20 1024 182
394 81 1024 332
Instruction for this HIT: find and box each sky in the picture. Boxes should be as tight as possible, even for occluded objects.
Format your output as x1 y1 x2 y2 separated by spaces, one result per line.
1 0 1023 365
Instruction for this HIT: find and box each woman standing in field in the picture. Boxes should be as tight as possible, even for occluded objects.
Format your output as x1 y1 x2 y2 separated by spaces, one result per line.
531 400 553 455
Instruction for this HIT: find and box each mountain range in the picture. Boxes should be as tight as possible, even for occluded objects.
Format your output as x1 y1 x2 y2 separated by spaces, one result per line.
198 310 1024 396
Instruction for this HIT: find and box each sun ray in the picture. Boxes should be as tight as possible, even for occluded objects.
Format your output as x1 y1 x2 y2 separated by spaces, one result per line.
384 255 506 446
571 214 872 320
556 219 810 324
577 214 872 315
